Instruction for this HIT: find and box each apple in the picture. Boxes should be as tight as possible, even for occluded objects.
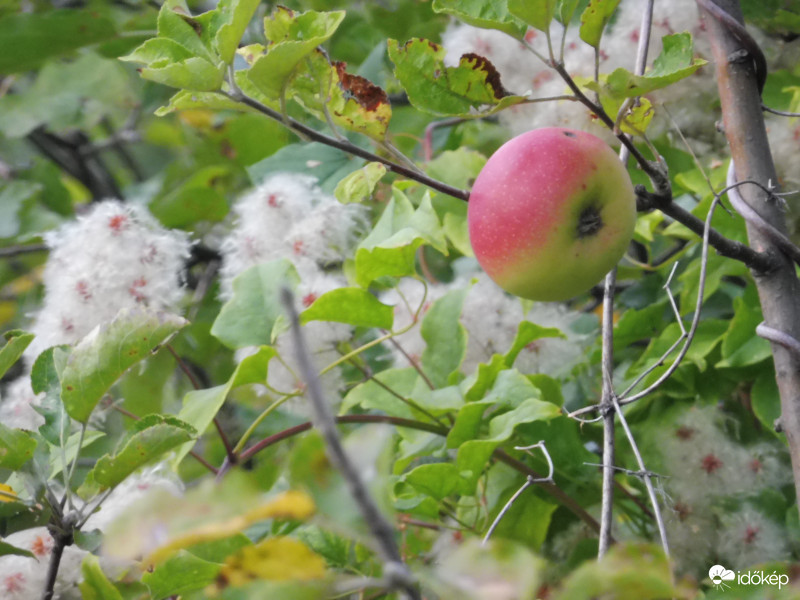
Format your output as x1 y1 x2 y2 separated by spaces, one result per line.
467 127 636 301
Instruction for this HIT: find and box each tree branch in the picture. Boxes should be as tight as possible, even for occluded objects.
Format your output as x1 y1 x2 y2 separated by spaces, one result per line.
699 0 800 511
224 91 469 201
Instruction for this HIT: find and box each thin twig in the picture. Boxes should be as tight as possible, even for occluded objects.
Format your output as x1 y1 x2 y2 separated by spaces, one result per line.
346 358 446 427
281 288 421 600
610 395 670 557
223 90 469 201
762 104 800 117
598 269 617 558
0 243 48 257
41 518 74 600
725 161 800 267
166 343 236 465
618 196 721 405
482 441 554 545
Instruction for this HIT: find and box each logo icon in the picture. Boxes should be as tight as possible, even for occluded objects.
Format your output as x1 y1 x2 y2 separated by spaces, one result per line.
709 564 735 590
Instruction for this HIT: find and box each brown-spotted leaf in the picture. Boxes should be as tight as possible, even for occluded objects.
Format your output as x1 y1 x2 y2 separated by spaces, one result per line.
388 38 526 117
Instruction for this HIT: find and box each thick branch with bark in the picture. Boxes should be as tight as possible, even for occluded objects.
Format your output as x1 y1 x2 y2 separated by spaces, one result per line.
699 0 800 508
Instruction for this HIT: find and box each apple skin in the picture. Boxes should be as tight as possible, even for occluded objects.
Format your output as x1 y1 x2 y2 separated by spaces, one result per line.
467 127 636 301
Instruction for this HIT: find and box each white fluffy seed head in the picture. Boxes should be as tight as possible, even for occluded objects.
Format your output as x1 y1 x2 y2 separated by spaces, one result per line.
25 201 191 362
218 173 367 300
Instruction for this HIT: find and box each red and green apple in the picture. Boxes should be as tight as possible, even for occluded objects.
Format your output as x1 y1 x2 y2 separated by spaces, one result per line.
467 127 637 302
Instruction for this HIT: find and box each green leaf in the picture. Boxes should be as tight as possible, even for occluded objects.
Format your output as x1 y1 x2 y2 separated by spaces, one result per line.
0 10 117 74
555 543 677 600
157 0 218 64
612 303 664 351
246 7 345 101
120 38 224 91
504 321 565 367
211 260 300 349
341 367 421 417
508 0 556 32
60 308 188 424
150 165 231 228
431 0 526 39
155 89 262 117
421 288 468 388
487 397 560 441
590 33 707 99
0 539 34 559
0 54 136 138
490 484 557 549
388 38 526 117
718 292 772 368
79 554 124 600
555 0 581 25
579 0 621 49
425 148 486 189
0 423 37 469
455 439 497 492
334 163 386 204
88 415 196 490
143 550 222 599
447 401 492 448
173 346 275 467
355 188 447 287
0 330 33 380
752 370 781 435
436 539 542 598
464 353 507 401
0 182 40 236
31 346 71 445
404 462 461 500
247 143 362 195
200 0 262 64
300 288 394 330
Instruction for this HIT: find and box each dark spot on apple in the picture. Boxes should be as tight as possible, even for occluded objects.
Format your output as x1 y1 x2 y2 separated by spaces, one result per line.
563 131 577 138
576 205 603 238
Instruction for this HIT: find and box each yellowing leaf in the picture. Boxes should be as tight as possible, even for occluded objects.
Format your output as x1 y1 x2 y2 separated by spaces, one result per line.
144 490 315 567
0 483 17 503
177 109 216 130
243 490 315 522
216 537 326 589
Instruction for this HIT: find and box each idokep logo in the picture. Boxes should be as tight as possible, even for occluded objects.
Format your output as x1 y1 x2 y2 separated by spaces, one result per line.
709 564 790 591
709 565 735 590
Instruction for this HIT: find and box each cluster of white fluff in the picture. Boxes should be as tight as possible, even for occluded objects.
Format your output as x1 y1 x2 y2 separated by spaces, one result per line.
382 272 591 379
0 467 181 599
218 173 367 299
0 377 44 432
219 174 368 403
24 201 191 361
440 0 718 144
654 405 791 573
0 201 191 434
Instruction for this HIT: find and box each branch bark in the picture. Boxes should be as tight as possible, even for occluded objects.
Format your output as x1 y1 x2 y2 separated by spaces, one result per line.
699 0 800 509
